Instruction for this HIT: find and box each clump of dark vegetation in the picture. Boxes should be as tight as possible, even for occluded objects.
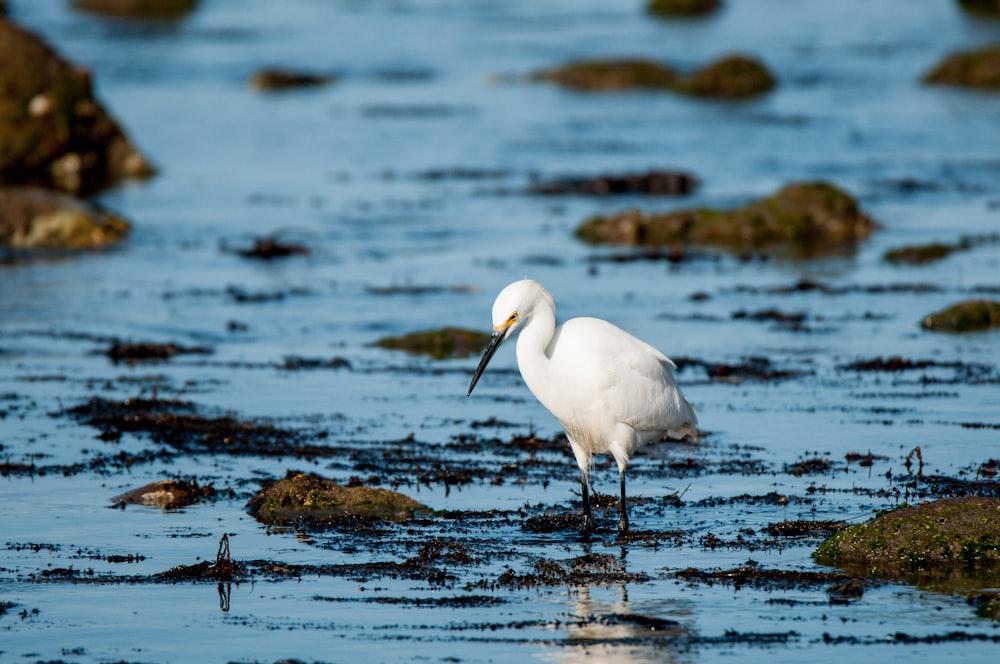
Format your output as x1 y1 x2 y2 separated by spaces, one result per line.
249 68 335 92
921 299 1000 333
232 236 310 260
675 561 871 597
924 45 1000 90
674 356 806 382
61 395 331 457
105 340 212 364
373 327 491 360
247 470 427 526
528 169 698 196
957 0 1000 16
576 181 876 259
814 497 1000 584
71 0 199 18
0 187 133 250
475 552 650 591
646 0 721 17
532 54 774 99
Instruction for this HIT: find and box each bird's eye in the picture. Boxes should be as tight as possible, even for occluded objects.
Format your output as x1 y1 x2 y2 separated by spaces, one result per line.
507 313 518 324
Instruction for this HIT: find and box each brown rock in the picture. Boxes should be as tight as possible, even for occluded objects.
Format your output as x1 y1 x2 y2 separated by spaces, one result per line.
0 186 130 250
0 19 154 195
247 471 426 525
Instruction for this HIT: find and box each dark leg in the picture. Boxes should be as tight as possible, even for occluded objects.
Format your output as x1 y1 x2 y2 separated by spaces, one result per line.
579 469 592 533
618 469 629 532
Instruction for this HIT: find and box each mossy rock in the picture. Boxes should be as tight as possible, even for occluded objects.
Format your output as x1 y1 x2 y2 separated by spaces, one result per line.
674 55 776 98
373 327 491 360
814 498 1000 590
883 242 955 265
576 181 875 258
957 0 1000 16
532 54 774 99
921 299 1000 333
0 19 154 194
247 471 426 525
71 0 199 18
647 0 721 17
0 186 131 249
924 45 1000 89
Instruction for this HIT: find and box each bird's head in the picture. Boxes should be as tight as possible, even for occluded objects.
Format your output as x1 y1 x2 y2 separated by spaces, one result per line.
467 279 551 396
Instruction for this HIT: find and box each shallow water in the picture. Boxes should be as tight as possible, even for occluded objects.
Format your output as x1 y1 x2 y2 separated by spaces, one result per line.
2 1 1000 662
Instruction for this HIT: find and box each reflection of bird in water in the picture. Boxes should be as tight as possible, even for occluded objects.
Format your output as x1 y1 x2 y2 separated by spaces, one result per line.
554 585 687 664
467 279 697 532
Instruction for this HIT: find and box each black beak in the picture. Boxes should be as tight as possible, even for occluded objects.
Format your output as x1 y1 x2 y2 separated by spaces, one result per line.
466 330 506 396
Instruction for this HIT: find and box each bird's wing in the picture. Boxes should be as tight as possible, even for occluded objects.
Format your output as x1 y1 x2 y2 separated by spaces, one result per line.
554 318 696 436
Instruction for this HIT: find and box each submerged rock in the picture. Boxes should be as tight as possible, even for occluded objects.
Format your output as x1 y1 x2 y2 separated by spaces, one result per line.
112 479 215 509
921 299 1000 333
814 497 1000 586
0 186 130 250
71 0 199 18
924 45 1000 90
575 181 876 258
647 0 721 17
0 19 154 195
247 471 426 525
532 54 774 99
249 68 335 92
373 327 491 360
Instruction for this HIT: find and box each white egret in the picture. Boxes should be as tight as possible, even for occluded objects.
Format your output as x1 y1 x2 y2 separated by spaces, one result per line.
467 279 697 532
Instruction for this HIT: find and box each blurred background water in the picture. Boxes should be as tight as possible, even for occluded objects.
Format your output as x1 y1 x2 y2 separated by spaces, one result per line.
1 1 999 662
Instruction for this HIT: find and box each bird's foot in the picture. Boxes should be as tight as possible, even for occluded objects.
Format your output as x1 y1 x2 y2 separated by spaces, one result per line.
617 513 629 533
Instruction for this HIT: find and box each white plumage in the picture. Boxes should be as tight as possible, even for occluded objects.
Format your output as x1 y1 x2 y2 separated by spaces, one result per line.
467 279 697 532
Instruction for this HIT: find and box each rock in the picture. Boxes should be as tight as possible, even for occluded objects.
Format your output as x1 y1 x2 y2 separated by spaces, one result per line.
921 299 1000 333
111 479 215 509
575 181 876 258
647 0 721 17
814 497 1000 584
883 242 955 265
71 0 199 18
532 54 774 99
674 55 776 99
249 68 335 92
0 19 154 195
247 471 426 525
956 0 1000 16
0 186 131 250
528 169 698 196
373 327 491 360
924 45 1000 90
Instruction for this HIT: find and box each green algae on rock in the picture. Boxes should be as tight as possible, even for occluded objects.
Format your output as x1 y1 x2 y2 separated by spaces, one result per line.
924 45 1000 90
576 181 875 258
0 19 155 195
71 0 199 18
0 186 131 250
920 299 1000 333
373 327 491 360
814 497 1000 586
647 0 721 17
532 54 774 99
248 471 426 525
